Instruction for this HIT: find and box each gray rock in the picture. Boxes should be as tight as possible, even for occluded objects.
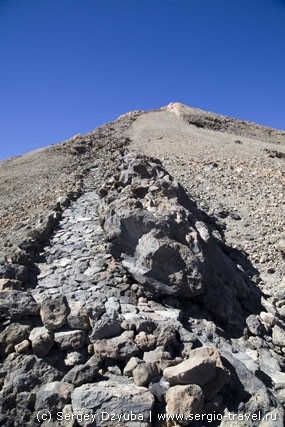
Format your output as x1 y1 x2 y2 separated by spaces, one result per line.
270 372 285 391
105 297 121 313
54 329 87 350
40 295 70 330
89 311 122 341
85 353 102 367
272 325 285 347
0 290 39 320
29 326 54 357
277 305 285 318
134 331 157 351
221 350 273 416
121 313 155 334
86 300 106 323
0 264 29 282
143 346 165 365
259 348 281 376
163 346 227 389
121 303 139 314
35 381 74 415
67 311 91 331
122 230 205 298
233 352 259 374
246 314 266 336
71 379 154 426
0 353 62 402
132 362 159 387
0 322 32 357
149 376 170 402
160 354 183 371
93 331 139 361
14 339 30 353
63 364 100 386
166 384 204 425
153 307 183 322
153 323 180 350
123 357 141 377
100 155 253 326
259 311 278 331
164 354 216 386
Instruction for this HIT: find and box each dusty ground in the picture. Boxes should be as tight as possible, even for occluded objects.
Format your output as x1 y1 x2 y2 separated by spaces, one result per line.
128 103 285 290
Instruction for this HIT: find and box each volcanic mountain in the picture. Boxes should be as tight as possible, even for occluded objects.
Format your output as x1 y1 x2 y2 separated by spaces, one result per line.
0 103 284 426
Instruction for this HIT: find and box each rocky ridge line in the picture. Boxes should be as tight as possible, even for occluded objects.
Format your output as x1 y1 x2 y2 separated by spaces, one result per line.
165 102 285 144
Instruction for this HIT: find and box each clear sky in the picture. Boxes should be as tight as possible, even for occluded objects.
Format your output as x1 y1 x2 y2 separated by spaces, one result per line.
1 0 285 160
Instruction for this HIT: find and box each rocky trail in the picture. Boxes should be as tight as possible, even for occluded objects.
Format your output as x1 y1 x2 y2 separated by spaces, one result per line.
0 104 285 426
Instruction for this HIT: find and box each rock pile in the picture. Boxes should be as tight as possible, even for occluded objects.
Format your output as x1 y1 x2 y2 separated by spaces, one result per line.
1 148 285 426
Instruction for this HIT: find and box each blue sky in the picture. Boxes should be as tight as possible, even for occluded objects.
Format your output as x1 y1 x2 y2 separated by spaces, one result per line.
0 0 285 160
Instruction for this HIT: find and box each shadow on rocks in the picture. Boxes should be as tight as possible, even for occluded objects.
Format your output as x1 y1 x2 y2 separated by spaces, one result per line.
99 153 264 341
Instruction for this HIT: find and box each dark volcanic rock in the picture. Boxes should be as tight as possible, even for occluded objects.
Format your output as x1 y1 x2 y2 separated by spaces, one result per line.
0 354 63 425
100 154 251 324
0 290 39 320
71 377 154 427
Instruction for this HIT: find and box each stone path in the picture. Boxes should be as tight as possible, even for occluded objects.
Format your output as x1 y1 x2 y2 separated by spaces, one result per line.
34 191 107 305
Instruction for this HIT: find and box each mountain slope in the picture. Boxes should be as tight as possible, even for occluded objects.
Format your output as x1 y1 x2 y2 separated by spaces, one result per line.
0 103 284 426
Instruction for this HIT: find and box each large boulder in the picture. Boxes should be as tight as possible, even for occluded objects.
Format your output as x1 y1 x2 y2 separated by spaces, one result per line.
165 384 204 426
71 378 154 426
40 295 70 331
0 264 29 282
63 363 100 387
0 353 63 425
272 325 285 348
35 381 74 415
0 322 32 357
163 347 229 397
122 229 205 298
93 331 139 361
89 311 123 341
221 350 281 418
54 329 87 350
29 326 54 357
0 290 39 320
99 155 251 323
